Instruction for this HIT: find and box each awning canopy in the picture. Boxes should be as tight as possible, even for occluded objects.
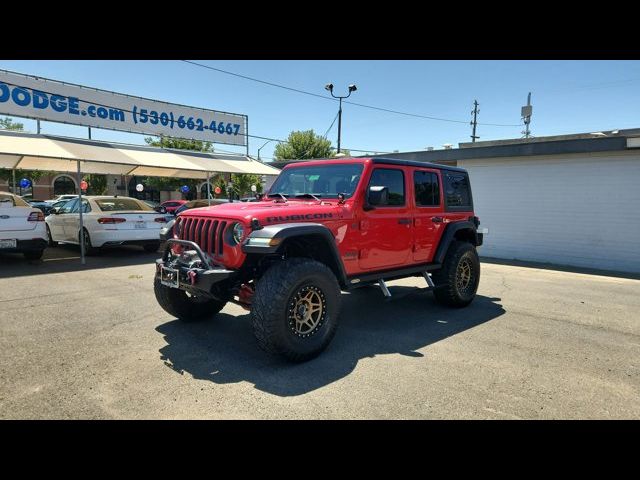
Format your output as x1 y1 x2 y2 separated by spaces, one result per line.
0 130 281 178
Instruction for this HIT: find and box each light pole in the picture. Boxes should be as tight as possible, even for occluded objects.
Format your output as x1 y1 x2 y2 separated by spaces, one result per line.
257 139 273 162
325 83 357 154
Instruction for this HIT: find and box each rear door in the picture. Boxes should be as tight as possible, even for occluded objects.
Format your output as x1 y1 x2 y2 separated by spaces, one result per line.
412 168 446 262
358 167 413 270
63 199 91 242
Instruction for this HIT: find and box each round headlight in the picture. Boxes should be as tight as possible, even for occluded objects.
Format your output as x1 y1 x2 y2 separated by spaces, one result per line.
232 222 245 244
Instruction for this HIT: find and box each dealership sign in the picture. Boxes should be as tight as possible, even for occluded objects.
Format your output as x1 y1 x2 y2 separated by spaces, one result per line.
0 69 247 146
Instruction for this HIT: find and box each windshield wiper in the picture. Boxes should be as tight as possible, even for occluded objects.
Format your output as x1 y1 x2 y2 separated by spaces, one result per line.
267 193 289 202
294 193 322 201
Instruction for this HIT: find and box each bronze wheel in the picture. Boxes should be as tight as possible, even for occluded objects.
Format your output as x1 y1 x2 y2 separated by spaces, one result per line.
287 285 326 338
456 257 474 296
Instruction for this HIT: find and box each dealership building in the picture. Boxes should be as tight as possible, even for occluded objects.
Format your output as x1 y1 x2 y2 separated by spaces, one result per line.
269 129 640 274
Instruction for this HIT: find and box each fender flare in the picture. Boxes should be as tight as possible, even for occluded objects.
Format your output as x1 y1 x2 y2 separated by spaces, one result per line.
242 222 348 286
433 221 479 265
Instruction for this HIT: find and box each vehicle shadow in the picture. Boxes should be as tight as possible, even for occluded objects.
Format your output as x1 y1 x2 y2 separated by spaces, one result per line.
155 287 506 397
0 244 161 279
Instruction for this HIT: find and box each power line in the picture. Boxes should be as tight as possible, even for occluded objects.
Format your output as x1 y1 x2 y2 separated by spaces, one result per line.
181 60 522 127
323 112 339 138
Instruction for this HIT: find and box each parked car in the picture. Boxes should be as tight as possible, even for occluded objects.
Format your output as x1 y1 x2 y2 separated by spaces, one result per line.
29 200 55 216
160 200 188 215
46 196 168 254
0 192 47 260
159 199 228 242
46 194 78 204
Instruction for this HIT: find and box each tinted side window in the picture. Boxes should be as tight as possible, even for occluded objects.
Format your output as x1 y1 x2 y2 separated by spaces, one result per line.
444 173 472 208
414 171 440 207
368 168 405 206
61 199 77 214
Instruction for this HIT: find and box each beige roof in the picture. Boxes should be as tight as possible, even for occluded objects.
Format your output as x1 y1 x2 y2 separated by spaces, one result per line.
0 130 281 178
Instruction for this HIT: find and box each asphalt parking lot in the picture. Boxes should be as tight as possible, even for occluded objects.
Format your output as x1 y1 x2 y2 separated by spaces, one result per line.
1 245 639 419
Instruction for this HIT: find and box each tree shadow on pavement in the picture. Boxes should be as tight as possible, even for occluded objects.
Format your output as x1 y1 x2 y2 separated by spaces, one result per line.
155 286 506 397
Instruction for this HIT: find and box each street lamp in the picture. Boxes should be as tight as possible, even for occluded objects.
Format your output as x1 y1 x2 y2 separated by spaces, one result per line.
257 139 274 162
325 83 357 154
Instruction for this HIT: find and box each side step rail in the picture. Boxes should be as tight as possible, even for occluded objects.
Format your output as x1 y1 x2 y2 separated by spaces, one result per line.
377 272 435 299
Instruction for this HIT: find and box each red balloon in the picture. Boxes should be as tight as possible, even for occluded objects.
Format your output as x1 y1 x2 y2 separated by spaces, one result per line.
80 180 88 191
214 186 222 195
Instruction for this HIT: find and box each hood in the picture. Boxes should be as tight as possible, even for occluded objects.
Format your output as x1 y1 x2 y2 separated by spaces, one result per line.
178 199 344 226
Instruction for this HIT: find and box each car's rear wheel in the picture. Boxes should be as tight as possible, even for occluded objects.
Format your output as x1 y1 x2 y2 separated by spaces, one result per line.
80 229 99 256
23 250 44 260
154 277 226 321
432 241 480 308
251 258 341 362
143 242 160 253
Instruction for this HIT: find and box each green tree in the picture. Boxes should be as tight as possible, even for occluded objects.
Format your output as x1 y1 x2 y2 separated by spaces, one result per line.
141 136 214 193
0 117 24 131
84 174 107 195
273 130 335 161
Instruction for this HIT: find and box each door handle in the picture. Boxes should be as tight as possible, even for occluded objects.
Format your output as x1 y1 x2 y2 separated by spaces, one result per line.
432 216 443 223
398 218 411 225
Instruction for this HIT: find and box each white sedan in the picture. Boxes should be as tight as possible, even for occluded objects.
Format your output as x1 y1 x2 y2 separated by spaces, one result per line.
0 192 47 260
45 196 168 254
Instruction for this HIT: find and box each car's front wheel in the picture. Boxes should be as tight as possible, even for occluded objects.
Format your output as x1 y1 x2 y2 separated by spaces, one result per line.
154 278 226 322
46 225 58 247
432 241 480 308
251 258 341 362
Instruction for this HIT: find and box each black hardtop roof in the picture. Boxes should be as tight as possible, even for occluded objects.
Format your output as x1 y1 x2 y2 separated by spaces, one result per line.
371 157 468 173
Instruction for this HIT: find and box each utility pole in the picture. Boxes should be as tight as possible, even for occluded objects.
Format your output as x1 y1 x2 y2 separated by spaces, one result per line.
521 92 533 138
470 100 480 142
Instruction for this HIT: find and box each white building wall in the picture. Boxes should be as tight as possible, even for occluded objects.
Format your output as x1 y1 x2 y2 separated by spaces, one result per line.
459 151 640 273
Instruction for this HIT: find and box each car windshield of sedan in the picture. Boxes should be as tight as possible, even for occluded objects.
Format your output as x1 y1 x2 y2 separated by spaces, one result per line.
268 164 364 199
95 198 153 212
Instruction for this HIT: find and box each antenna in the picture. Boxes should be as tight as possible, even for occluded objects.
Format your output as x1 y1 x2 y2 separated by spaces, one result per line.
470 100 480 142
521 92 533 138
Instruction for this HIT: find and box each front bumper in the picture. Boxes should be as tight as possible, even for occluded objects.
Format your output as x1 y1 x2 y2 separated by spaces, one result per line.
155 239 236 294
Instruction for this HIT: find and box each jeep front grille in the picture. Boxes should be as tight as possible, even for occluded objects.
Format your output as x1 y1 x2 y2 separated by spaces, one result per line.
178 217 227 256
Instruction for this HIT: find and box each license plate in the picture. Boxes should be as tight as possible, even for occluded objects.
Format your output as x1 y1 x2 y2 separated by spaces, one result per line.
160 266 179 288
134 221 147 229
0 239 17 249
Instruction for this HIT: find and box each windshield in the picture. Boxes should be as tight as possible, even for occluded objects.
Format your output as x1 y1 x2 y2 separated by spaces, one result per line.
269 163 364 199
95 198 153 212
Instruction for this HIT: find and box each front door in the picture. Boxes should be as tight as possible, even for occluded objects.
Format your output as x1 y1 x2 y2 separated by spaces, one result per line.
50 198 76 241
412 169 446 262
358 167 413 270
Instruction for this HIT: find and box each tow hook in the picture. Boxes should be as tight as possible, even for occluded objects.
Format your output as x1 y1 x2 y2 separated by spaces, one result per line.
187 270 197 286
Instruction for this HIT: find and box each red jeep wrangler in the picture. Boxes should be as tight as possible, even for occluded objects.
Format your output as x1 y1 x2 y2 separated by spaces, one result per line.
154 158 483 362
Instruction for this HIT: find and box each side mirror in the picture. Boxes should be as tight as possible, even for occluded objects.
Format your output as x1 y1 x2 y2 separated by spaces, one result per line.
155 206 167 214
50 208 60 215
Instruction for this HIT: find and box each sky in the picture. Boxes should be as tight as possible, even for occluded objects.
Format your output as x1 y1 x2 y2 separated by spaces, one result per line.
1 60 640 161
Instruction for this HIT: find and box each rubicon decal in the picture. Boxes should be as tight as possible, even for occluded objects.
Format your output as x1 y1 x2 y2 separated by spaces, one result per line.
266 213 333 223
